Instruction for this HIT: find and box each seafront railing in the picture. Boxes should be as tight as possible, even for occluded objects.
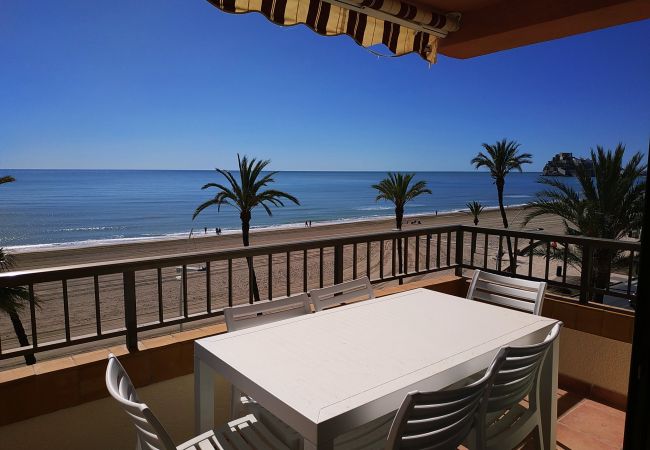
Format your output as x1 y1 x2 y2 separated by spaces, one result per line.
0 225 640 362
461 226 640 304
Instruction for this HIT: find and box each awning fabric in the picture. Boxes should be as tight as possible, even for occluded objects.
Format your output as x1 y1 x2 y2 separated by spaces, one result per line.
206 0 460 64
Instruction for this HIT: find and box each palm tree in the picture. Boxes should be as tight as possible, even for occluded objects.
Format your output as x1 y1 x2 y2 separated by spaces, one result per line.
467 200 485 256
466 200 485 226
0 175 38 365
524 144 646 302
193 155 299 302
471 139 532 271
1 249 37 365
372 173 431 273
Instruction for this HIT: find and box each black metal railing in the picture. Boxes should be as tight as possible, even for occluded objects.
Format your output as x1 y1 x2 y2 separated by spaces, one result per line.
461 226 640 305
0 225 640 361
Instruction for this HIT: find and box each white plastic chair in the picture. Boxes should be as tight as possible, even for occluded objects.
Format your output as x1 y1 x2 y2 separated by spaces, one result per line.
223 295 309 448
384 351 503 450
467 270 546 315
224 293 311 332
309 277 374 312
105 353 291 450
476 323 561 450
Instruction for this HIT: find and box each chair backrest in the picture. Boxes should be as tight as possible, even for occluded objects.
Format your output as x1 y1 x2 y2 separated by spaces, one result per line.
309 277 374 312
485 323 561 414
385 352 502 450
467 270 546 315
224 293 311 332
105 353 176 450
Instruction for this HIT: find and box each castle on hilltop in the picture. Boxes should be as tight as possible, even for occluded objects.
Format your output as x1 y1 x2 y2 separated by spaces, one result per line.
542 153 594 177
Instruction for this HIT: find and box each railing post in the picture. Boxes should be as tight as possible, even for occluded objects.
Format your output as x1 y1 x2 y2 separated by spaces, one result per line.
123 271 138 351
334 244 344 285
579 243 593 304
455 229 464 277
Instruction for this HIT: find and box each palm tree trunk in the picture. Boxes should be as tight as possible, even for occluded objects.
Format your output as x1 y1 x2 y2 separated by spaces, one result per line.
241 217 261 302
9 311 35 365
396 206 404 274
471 227 477 256
592 249 612 303
496 180 515 272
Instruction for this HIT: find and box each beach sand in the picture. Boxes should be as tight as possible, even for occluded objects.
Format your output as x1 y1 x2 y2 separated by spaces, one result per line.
1 207 570 368
9 206 566 269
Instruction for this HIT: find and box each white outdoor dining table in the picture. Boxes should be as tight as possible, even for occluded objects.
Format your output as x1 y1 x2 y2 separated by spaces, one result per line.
194 288 560 449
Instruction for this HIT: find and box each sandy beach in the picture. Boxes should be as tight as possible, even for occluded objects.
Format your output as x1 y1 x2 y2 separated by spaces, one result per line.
9 206 566 269
1 207 570 368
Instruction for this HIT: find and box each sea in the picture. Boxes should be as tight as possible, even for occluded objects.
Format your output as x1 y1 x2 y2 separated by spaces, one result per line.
0 170 573 249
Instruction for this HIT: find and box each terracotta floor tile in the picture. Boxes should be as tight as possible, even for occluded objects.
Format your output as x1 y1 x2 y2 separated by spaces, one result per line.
557 390 584 417
559 400 625 448
580 399 626 421
555 422 619 450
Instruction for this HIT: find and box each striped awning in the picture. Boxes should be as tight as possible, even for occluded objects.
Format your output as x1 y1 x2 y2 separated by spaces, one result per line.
206 0 460 64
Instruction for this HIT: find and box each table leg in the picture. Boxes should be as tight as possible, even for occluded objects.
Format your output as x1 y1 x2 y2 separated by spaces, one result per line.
540 336 559 450
303 437 334 449
194 355 215 434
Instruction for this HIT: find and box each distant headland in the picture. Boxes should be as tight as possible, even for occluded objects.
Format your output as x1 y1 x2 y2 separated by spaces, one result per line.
542 153 595 177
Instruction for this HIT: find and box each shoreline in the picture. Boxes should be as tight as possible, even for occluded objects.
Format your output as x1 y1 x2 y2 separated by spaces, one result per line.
6 204 527 253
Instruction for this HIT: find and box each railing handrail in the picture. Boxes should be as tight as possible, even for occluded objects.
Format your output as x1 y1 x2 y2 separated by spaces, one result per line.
465 225 641 250
0 224 640 287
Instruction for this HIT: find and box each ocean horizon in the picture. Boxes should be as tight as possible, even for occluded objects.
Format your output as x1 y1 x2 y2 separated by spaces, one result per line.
0 169 576 249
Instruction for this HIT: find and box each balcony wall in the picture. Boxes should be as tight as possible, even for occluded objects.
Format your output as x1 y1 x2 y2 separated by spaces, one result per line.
0 275 633 450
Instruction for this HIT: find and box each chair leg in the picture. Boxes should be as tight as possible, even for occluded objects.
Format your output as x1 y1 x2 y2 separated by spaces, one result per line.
465 427 484 450
476 427 487 450
230 385 241 419
534 419 544 450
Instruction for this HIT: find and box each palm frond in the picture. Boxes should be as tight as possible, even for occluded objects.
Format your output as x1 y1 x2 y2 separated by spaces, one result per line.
0 286 31 315
466 201 485 219
193 155 299 224
406 180 432 201
525 144 645 240
472 139 532 181
215 168 245 209
259 201 274 216
372 172 431 210
0 248 15 270
193 198 220 219
0 247 39 315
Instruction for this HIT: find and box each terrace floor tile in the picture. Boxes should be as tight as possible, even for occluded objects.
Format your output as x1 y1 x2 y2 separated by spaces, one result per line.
518 390 625 449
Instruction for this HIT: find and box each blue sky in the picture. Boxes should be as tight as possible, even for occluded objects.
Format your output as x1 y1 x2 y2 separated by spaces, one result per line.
0 1 648 171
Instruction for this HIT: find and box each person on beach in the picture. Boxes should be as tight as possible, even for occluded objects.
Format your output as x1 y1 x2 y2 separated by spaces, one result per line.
204 227 207 234
309 220 312 227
